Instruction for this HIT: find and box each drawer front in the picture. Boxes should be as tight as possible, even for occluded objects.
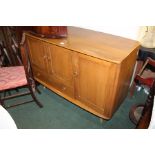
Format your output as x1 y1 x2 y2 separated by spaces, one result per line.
32 66 74 98
47 75 74 98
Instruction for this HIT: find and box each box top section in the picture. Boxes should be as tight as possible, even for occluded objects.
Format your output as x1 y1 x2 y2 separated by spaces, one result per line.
25 26 140 63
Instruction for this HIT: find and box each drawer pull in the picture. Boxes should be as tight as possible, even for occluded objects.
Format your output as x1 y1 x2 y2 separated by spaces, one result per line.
62 86 66 91
73 72 78 77
43 55 47 60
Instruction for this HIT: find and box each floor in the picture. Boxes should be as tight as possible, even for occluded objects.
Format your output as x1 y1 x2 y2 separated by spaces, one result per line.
5 85 147 129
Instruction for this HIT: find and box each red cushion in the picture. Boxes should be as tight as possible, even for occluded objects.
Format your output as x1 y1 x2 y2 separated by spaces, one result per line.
0 66 27 91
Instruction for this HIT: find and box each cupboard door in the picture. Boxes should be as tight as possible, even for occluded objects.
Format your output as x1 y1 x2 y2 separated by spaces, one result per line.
74 54 117 113
27 37 47 71
45 44 74 97
46 44 74 86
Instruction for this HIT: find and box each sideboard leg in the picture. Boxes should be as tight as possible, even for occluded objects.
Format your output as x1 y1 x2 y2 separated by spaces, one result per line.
99 118 104 123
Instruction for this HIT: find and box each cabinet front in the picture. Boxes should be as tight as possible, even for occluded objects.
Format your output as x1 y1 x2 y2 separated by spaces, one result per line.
45 44 74 97
74 53 117 114
26 32 138 119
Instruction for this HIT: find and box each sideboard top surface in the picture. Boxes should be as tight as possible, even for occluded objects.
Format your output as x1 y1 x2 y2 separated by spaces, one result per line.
25 26 140 64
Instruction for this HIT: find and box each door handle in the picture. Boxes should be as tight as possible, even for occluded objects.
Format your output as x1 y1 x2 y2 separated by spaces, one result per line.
73 71 78 77
43 55 47 60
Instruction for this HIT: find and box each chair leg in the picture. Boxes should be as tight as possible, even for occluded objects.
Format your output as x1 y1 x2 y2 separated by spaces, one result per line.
15 88 19 92
0 96 5 108
129 82 136 97
28 85 43 108
129 60 144 98
129 104 144 125
35 82 41 94
36 86 41 94
3 90 12 97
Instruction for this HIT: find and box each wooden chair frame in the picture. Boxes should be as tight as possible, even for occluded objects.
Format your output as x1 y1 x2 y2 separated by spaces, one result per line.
0 33 43 109
129 57 155 128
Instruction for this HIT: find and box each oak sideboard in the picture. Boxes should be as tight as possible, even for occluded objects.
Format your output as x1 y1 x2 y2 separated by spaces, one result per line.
25 27 140 119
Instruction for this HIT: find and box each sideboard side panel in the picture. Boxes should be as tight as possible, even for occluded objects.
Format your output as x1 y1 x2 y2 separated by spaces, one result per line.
109 48 139 117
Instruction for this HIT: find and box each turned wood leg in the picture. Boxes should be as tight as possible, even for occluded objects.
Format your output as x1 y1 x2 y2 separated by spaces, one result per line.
99 118 104 123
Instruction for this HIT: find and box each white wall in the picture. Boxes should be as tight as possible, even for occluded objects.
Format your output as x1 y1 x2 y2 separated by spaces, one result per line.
80 26 140 41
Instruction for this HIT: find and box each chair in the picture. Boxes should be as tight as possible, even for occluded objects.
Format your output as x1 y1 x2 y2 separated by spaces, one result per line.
0 41 12 67
0 33 43 108
129 57 155 128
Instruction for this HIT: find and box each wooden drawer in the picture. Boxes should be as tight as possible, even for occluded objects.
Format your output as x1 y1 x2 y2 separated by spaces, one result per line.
47 75 74 98
32 66 74 98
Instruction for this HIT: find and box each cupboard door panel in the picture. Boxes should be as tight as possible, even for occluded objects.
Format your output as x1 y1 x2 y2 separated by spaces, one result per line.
46 44 74 87
27 38 47 71
75 54 116 112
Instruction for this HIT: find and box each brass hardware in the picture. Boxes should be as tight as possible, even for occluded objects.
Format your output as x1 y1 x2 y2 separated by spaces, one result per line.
62 86 66 90
73 71 78 77
43 55 47 60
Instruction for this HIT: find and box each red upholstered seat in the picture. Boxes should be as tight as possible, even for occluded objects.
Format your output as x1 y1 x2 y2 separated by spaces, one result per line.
0 66 27 91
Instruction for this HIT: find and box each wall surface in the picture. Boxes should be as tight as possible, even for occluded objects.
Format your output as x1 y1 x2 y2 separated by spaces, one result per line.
80 26 140 41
